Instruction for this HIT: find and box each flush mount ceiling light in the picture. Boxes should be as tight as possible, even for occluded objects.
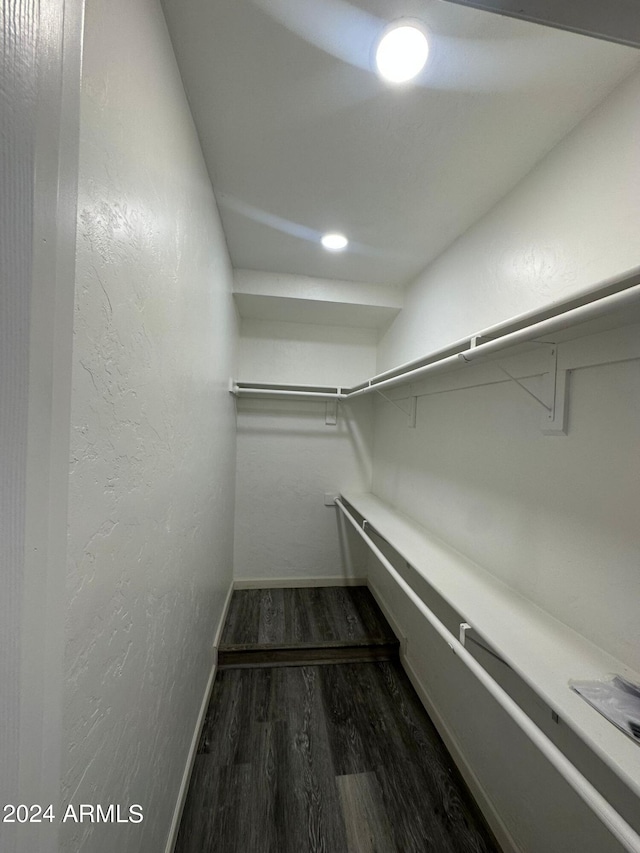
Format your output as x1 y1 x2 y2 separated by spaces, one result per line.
321 233 348 251
375 23 429 84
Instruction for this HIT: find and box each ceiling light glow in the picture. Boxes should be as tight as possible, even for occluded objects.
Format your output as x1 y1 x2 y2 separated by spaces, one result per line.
376 24 429 84
321 233 348 251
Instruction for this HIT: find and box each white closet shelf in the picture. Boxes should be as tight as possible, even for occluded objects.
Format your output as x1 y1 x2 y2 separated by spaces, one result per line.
341 490 640 800
233 292 400 330
231 267 640 402
232 381 345 400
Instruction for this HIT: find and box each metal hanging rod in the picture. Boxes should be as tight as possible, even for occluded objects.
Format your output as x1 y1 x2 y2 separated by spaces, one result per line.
234 381 341 392
335 498 640 853
345 274 640 400
232 268 640 402
232 387 345 400
232 382 345 400
352 266 640 388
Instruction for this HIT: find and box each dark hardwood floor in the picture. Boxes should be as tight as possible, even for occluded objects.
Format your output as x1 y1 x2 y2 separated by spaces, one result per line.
176 586 497 853
219 586 399 667
176 661 498 853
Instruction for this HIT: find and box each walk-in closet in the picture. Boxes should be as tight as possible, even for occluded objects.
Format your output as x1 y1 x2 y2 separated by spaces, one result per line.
3 0 640 851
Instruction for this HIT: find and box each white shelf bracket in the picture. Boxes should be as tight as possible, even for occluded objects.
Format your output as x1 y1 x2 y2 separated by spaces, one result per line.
542 351 569 436
459 622 472 646
325 400 338 426
376 389 418 428
408 396 417 429
496 364 552 413
497 347 569 436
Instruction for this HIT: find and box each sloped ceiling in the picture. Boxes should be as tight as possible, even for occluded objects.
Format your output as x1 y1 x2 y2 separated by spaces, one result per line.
161 0 639 286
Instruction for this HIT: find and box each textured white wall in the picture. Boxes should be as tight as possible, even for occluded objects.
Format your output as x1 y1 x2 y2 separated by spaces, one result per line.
234 396 373 582
373 359 640 670
370 67 640 851
64 1 238 851
234 319 374 582
378 66 640 371
238 318 376 386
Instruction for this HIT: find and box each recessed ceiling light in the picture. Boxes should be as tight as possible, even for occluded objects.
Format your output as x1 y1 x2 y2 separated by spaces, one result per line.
375 24 429 84
321 233 348 251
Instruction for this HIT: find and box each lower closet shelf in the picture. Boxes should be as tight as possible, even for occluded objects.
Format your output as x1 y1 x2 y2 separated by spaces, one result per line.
340 491 640 803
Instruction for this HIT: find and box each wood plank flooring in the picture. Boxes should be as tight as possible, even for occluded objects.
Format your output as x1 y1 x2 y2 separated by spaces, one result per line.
219 586 399 667
176 661 498 853
176 587 498 852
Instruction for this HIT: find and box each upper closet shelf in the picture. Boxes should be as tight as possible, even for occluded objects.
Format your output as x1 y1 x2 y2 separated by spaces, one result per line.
233 270 402 330
232 268 640 433
340 490 640 804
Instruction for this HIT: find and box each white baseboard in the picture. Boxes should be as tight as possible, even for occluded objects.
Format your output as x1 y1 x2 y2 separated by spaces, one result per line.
233 576 367 589
366 579 521 853
164 579 234 853
401 653 521 853
214 580 236 648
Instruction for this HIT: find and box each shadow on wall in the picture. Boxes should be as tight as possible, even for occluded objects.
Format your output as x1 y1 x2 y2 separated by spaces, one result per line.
235 397 373 486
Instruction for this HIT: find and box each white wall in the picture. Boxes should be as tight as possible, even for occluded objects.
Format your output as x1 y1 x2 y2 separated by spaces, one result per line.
370 67 640 852
378 66 640 370
234 318 374 582
234 396 373 583
63 1 238 851
237 318 376 386
372 355 640 672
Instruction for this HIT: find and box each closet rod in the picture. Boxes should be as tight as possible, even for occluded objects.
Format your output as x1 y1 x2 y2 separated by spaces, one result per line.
232 386 344 400
235 381 340 391
345 279 640 399
335 498 640 853
369 265 640 386
345 353 465 398
460 281 640 364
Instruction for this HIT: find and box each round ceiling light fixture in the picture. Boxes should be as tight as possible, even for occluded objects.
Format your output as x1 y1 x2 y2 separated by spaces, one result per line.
375 23 429 84
321 232 348 251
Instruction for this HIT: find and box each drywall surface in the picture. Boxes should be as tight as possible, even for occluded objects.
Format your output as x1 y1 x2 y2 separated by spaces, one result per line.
372 358 640 670
237 318 376 386
378 66 640 370
234 396 373 582
234 320 374 581
64 1 237 851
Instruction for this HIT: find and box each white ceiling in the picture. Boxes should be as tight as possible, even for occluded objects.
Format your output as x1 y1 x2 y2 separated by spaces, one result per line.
161 0 639 287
